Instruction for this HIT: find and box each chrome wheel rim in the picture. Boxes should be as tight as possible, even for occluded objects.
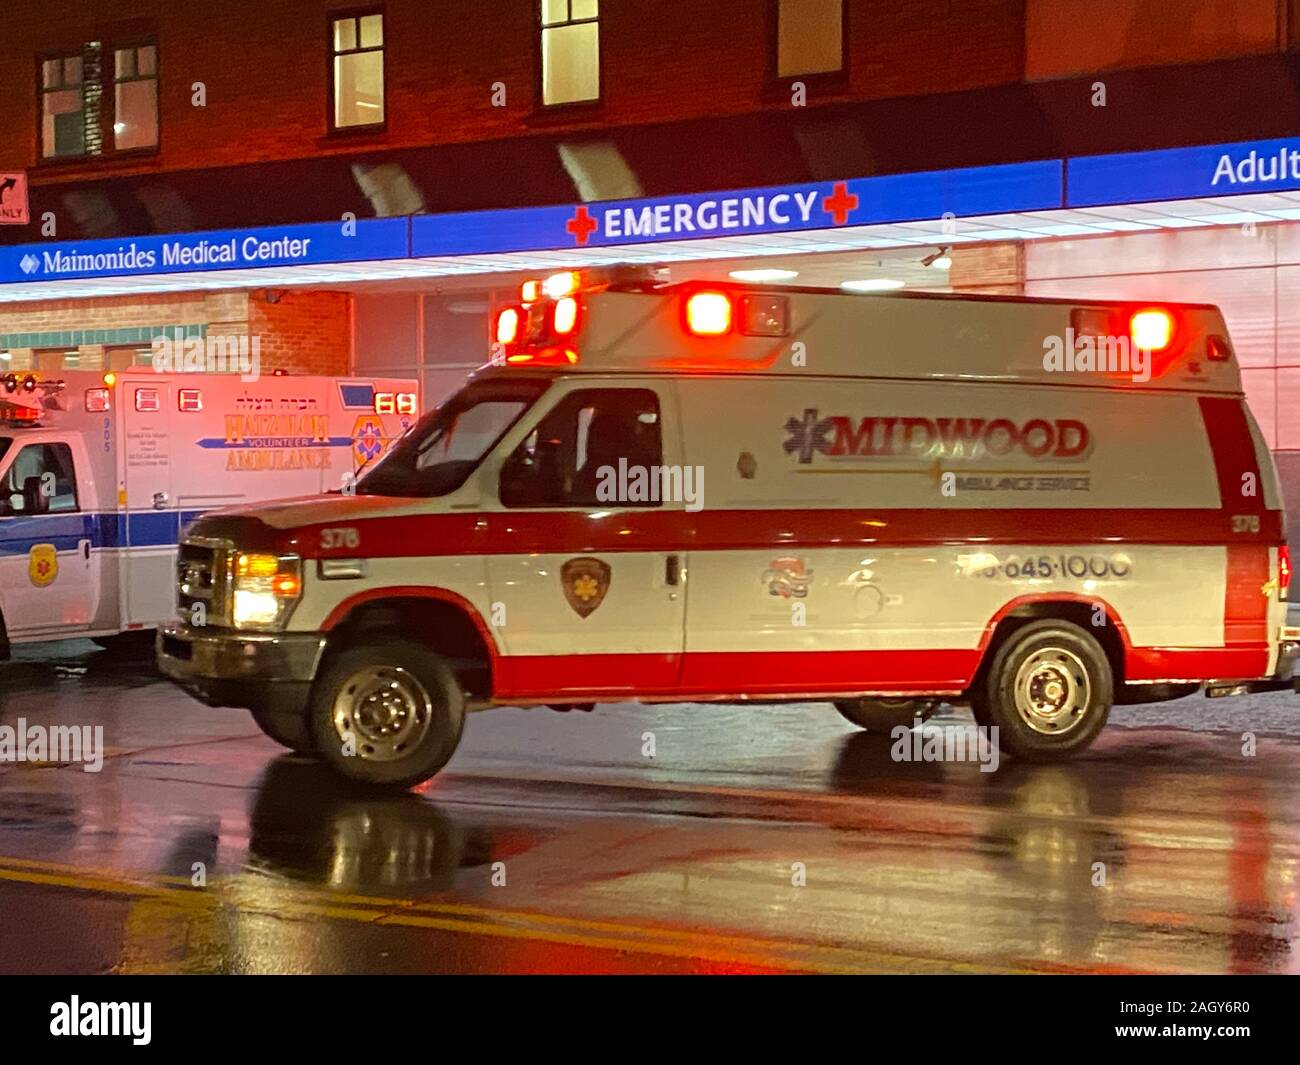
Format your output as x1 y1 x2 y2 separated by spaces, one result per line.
1012 647 1091 736
332 666 434 762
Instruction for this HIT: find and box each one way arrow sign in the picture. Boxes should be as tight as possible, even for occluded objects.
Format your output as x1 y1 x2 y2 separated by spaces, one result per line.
0 172 30 225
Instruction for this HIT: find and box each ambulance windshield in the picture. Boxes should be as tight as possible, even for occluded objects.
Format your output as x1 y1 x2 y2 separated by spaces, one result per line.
356 378 547 497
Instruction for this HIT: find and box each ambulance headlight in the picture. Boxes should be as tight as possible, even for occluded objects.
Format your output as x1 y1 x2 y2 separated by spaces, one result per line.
232 553 302 630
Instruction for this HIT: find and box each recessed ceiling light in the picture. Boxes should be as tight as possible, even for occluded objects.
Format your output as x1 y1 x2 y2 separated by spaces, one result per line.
729 268 799 282
841 279 905 293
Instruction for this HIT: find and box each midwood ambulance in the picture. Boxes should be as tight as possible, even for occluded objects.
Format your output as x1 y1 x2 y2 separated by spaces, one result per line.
0 369 414 654
157 272 1298 789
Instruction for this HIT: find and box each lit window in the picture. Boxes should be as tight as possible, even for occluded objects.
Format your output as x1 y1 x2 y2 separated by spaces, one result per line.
113 45 158 150
777 0 844 78
541 0 600 106
41 54 87 158
332 12 385 129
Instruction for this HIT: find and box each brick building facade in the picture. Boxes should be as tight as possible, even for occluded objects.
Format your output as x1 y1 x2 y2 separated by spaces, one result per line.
3 0 1300 385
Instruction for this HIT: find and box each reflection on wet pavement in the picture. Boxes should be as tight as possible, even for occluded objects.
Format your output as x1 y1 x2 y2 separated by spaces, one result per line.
0 641 1297 973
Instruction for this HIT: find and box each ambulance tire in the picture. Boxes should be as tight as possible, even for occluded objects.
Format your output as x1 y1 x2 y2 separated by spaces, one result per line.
250 707 317 754
308 641 466 791
834 698 936 731
980 620 1113 761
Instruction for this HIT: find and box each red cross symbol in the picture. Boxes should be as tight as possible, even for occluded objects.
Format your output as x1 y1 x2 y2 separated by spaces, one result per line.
566 205 599 245
822 181 859 225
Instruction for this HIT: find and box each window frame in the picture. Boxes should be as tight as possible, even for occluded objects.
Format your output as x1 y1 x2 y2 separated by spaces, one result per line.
767 0 849 87
499 386 664 510
2 441 80 515
327 6 388 135
37 49 90 163
536 0 604 113
36 37 160 166
110 40 161 156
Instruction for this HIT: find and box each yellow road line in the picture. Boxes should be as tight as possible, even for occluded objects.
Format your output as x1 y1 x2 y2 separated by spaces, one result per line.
0 853 1025 975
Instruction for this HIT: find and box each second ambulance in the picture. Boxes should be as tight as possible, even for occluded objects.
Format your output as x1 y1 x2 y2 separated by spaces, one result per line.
158 273 1294 788
1 369 413 655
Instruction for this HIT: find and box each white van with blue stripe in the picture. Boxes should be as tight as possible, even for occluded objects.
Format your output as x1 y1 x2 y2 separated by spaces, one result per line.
0 369 414 655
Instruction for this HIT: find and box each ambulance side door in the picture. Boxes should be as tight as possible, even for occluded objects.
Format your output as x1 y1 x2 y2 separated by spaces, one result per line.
483 379 686 697
0 435 100 637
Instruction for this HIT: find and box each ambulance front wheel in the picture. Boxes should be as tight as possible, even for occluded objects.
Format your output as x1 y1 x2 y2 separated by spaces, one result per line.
308 640 466 790
978 620 1113 761
834 698 937 731
250 706 317 755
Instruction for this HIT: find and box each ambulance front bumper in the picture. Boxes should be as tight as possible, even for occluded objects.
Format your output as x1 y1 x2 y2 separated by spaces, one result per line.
156 622 325 714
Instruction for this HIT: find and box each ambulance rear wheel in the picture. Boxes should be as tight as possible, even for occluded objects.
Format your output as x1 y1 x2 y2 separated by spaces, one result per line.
980 620 1112 761
834 698 936 731
309 640 465 790
250 707 317 754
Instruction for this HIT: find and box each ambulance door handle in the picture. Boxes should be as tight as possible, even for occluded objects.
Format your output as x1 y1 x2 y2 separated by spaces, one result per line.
81 539 90 561
665 554 681 587
152 491 169 510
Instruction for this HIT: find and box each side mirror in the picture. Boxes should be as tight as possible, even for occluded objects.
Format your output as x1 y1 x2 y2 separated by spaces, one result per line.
22 475 48 515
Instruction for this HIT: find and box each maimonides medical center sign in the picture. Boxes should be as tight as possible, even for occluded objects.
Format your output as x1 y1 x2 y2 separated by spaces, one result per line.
0 218 408 284
2 135 1300 285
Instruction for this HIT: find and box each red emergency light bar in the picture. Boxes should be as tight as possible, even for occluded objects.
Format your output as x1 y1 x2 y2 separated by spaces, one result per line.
374 391 417 415
0 398 40 424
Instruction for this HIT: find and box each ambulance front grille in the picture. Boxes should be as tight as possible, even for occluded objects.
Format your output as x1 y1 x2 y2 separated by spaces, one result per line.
176 539 233 627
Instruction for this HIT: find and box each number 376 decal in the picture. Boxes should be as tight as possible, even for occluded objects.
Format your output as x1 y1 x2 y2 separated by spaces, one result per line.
320 527 360 550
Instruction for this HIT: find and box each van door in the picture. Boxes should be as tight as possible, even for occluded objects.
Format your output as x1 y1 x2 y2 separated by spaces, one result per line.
121 377 177 626
484 379 687 698
0 437 100 637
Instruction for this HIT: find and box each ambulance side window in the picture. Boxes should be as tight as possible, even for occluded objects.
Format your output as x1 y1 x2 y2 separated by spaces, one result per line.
501 389 662 508
1 443 78 516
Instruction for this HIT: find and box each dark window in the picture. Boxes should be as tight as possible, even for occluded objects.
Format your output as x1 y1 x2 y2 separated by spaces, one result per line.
34 349 79 372
41 52 89 158
41 40 157 160
357 378 545 497
3 442 78 515
776 0 844 77
501 388 661 508
541 0 600 106
331 11 385 129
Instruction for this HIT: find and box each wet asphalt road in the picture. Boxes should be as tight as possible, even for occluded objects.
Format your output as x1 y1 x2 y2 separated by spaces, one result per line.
1 639 1298 975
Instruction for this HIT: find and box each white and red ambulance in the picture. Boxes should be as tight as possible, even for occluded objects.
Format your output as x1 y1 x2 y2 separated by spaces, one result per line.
157 272 1297 787
0 369 414 654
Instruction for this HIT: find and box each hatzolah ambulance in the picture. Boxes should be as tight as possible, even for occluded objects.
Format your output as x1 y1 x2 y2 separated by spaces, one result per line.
158 271 1298 789
0 369 413 655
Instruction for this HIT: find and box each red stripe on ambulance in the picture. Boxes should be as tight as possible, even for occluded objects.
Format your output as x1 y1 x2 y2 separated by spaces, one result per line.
286 505 1282 559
